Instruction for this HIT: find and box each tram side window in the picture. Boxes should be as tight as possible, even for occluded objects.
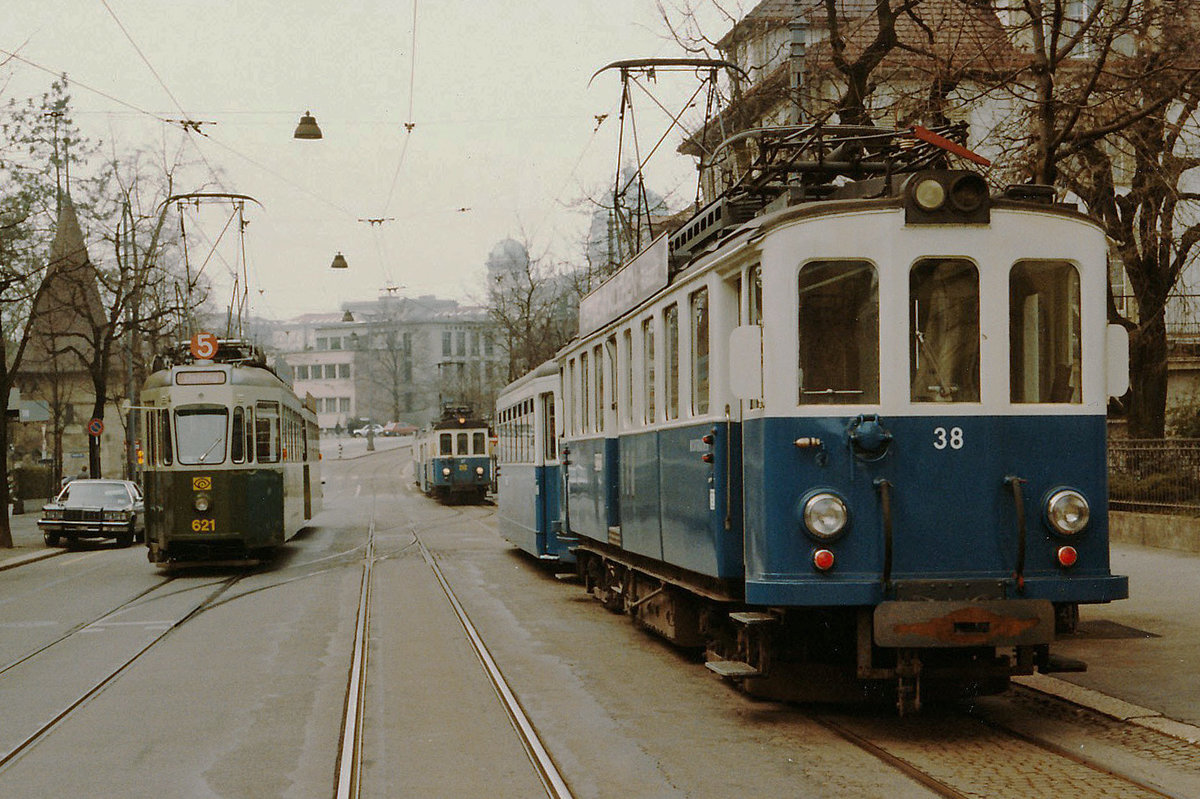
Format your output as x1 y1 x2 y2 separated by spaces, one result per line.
542 391 557 460
145 409 157 466
622 329 633 425
580 350 590 434
256 401 281 463
595 344 605 433
910 259 980 402
175 404 229 465
1010 260 1082 403
642 319 655 423
799 261 880 404
159 409 173 466
245 406 255 463
440 433 453 455
748 264 764 410
665 304 680 420
232 406 245 463
473 432 486 455
691 287 710 415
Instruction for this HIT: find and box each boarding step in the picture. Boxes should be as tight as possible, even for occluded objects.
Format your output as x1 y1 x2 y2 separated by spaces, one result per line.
705 660 762 679
1040 654 1088 673
729 611 777 626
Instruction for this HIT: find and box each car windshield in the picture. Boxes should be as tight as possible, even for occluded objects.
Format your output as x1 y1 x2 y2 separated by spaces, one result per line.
58 482 130 506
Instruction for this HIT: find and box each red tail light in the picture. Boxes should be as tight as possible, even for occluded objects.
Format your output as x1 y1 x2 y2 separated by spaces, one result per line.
813 549 835 571
1057 545 1078 568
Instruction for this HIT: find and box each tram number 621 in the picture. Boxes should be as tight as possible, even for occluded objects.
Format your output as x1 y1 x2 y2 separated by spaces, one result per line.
933 426 964 450
191 519 216 532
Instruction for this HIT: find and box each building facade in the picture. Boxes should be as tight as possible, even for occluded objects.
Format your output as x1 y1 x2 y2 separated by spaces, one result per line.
271 295 505 431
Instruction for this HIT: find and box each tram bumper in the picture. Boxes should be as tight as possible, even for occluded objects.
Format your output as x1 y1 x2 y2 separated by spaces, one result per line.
873 599 1055 648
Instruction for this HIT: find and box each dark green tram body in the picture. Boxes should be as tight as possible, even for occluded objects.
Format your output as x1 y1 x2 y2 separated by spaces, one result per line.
141 341 322 565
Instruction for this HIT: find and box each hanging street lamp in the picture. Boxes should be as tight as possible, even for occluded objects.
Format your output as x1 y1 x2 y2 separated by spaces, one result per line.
293 111 323 139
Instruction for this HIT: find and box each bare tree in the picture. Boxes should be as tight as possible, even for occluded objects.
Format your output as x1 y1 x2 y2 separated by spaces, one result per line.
485 239 579 383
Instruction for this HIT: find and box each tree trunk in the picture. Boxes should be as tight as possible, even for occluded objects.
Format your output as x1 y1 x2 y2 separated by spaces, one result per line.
1127 314 1168 438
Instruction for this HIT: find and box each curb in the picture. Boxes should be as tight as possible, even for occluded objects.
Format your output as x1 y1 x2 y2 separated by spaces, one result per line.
0 547 66 572
1015 673 1200 744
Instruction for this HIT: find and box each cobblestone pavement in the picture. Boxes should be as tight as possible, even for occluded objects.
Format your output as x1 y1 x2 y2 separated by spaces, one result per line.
823 703 1178 798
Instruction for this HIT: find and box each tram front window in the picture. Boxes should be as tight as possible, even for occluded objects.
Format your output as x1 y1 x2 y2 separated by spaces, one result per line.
798 260 879 404
910 258 980 402
175 404 228 464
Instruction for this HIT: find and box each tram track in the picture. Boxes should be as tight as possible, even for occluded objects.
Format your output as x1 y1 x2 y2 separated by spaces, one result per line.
809 703 1177 798
0 572 249 772
335 446 571 797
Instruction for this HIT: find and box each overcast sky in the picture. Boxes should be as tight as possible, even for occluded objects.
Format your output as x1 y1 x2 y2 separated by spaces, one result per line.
2 0 729 320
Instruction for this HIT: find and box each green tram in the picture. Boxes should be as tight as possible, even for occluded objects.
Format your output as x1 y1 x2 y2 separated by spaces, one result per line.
141 340 322 565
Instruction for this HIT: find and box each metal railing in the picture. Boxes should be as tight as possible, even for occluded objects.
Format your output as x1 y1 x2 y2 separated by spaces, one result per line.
1108 438 1200 515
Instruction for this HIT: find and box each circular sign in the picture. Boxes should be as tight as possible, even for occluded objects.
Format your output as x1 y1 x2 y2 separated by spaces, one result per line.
87 417 104 436
190 331 219 360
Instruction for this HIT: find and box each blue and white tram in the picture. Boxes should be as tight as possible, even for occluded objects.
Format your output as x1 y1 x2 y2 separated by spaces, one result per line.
413 405 493 503
495 360 574 564
507 132 1130 709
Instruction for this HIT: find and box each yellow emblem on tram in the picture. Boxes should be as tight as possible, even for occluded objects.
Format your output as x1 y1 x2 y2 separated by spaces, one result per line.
192 476 212 491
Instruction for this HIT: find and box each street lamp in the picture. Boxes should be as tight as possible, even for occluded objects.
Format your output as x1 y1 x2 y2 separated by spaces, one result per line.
330 252 349 269
293 111 323 139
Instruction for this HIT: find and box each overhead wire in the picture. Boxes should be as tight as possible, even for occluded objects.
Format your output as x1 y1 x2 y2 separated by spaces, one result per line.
98 0 227 192
381 0 420 217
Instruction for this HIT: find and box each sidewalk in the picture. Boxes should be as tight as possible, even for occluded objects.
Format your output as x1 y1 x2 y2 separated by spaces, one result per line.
0 505 60 571
319 433 412 461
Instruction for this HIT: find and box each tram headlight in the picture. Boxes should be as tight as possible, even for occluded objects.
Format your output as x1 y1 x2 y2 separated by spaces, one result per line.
802 492 848 540
913 178 946 211
1046 489 1089 535
442 467 452 477
475 466 485 476
193 493 211 513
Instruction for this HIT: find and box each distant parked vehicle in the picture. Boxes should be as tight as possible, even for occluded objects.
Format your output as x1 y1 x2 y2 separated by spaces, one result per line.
352 424 383 437
39 479 145 548
381 421 418 436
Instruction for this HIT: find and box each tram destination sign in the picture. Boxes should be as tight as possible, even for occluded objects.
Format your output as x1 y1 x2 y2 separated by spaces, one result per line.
577 233 669 337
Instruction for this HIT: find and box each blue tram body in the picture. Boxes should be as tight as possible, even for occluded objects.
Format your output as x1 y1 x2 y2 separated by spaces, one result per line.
495 362 574 563
141 340 322 565
413 406 493 503
497 128 1129 709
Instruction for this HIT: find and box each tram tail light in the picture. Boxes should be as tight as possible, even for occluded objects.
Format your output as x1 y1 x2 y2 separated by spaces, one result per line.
813 549 835 572
1057 546 1078 568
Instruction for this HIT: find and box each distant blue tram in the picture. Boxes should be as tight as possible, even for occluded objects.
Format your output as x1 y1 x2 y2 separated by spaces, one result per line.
494 361 574 564
413 405 493 503
495 126 1129 712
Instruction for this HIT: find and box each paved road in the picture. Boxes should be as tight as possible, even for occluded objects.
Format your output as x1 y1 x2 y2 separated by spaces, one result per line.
2 444 1198 797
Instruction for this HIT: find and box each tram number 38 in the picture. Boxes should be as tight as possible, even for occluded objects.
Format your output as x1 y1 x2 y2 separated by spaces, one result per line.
933 426 965 450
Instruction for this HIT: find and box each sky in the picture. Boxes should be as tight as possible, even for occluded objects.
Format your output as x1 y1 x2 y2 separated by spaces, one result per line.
1 0 731 321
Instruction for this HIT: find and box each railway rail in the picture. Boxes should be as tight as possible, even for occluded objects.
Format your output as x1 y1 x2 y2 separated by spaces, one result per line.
811 703 1179 798
0 572 247 772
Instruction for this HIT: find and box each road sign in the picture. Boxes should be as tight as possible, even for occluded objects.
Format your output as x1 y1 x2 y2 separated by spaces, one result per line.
190 331 219 360
87 417 104 436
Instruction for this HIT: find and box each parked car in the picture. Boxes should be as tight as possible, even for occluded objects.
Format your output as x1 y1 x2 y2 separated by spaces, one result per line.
38 479 145 548
381 421 418 436
352 423 384 438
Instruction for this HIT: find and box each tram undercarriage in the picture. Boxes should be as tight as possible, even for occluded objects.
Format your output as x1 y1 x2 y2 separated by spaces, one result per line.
574 542 1081 714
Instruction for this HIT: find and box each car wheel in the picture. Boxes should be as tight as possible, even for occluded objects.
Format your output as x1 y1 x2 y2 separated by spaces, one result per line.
44 531 60 547
117 525 135 548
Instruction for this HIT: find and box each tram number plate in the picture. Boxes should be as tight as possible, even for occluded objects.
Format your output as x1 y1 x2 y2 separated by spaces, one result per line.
191 519 216 532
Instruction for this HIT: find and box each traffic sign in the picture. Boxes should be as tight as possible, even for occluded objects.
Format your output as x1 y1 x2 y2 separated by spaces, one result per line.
191 331 219 360
87 417 104 436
